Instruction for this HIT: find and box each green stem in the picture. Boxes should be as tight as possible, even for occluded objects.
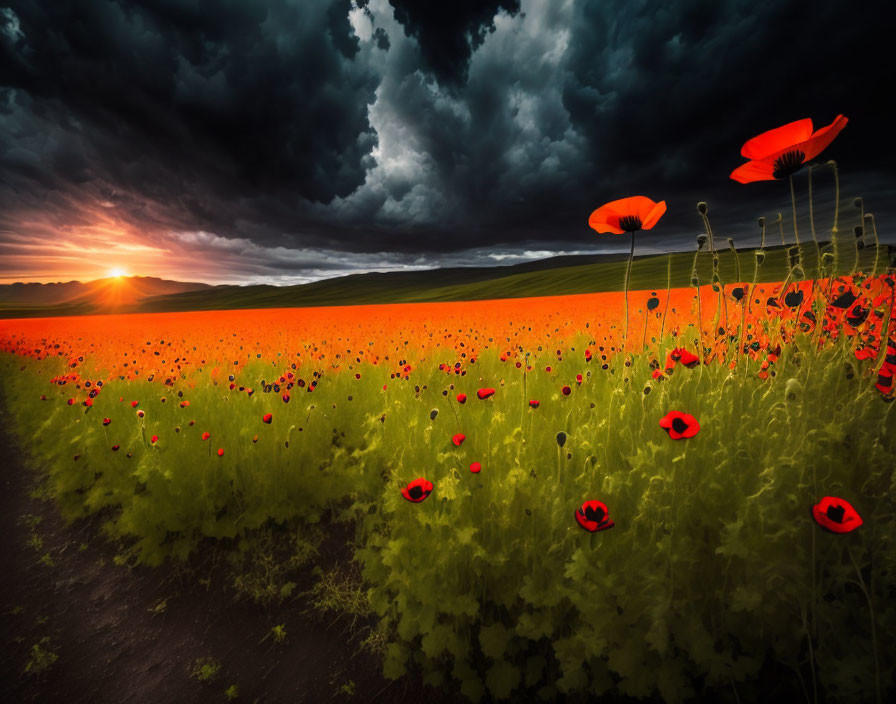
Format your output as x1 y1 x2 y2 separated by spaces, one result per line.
660 253 672 343
623 231 636 349
847 546 881 704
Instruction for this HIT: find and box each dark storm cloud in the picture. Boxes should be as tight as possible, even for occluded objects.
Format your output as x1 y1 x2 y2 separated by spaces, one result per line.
0 0 893 284
386 0 520 85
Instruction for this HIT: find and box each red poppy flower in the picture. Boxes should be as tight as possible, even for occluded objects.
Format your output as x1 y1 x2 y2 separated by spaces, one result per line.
529 399 540 408
730 115 848 183
217 448 224 457
651 369 665 380
477 388 495 400
136 409 145 418
470 462 481 474
588 196 667 234
457 393 467 404
67 398 75 405
561 385 571 396
151 435 158 444
659 411 700 439
262 413 273 424
112 444 120 451
811 496 862 534
576 374 583 384
131 400 139 407
201 431 211 440
102 417 111 426
452 433 465 446
575 500 615 533
670 348 700 368
401 478 433 503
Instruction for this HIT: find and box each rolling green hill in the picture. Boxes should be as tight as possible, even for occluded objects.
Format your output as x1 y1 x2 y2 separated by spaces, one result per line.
0 240 890 319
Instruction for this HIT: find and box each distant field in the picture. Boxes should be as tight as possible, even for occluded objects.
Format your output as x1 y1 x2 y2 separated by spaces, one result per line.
0 239 889 318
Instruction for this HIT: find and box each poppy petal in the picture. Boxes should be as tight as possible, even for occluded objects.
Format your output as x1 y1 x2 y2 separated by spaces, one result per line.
640 201 667 230
730 160 776 184
798 114 848 162
741 118 814 159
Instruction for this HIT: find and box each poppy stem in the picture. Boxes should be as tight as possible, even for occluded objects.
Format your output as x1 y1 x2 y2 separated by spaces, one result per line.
867 214 880 277
828 160 840 235
660 253 672 344
776 212 785 248
808 164 818 250
847 546 881 704
623 232 636 349
789 174 802 253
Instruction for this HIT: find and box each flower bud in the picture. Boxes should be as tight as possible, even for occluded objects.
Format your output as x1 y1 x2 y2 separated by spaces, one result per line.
697 202 708 215
757 216 765 227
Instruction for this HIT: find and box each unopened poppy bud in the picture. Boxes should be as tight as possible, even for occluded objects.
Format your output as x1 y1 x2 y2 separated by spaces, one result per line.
863 213 872 222
854 197 863 208
757 216 765 227
556 431 567 447
697 201 708 215
690 276 699 287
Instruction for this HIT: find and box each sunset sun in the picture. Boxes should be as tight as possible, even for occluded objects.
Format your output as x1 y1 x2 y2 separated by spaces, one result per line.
107 267 128 278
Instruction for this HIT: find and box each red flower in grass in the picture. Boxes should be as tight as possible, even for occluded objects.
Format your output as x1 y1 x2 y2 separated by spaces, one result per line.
575 500 615 533
588 196 667 234
217 448 224 457
659 411 700 439
811 496 862 534
102 417 111 426
670 348 700 368
477 388 495 400
401 478 433 503
262 413 273 424
131 400 139 407
470 462 481 474
457 393 467 404
730 115 848 183
452 433 466 446
112 444 120 451
151 435 158 444
529 400 540 408
201 431 211 440
561 385 571 396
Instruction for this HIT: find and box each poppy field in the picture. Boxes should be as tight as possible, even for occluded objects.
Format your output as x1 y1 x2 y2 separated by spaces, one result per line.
2 115 895 702
2 259 895 701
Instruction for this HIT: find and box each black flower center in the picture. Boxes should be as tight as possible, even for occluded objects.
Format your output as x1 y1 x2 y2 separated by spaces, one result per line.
826 504 845 523
772 149 806 179
618 215 642 232
671 417 689 434
408 485 423 499
584 505 606 523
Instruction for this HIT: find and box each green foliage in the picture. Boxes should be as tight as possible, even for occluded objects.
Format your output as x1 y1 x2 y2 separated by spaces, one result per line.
2 269 895 701
24 637 58 677
190 657 222 684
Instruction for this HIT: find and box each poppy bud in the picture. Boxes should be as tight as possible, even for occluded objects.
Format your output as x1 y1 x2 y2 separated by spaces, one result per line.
854 197 863 208
697 201 708 215
556 431 567 447
252 434 259 443
429 409 438 420
757 216 765 227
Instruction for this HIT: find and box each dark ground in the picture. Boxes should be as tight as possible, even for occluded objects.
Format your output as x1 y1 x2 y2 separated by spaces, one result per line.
0 400 466 704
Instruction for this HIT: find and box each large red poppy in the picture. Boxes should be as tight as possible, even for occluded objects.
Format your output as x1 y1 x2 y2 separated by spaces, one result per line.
575 500 615 533
401 478 434 503
730 115 848 183
811 496 862 534
659 411 700 439
588 196 667 234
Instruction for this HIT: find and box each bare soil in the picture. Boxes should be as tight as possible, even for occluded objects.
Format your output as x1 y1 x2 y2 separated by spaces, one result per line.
0 402 466 704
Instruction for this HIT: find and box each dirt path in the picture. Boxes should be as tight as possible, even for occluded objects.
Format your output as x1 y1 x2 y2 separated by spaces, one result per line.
0 398 465 704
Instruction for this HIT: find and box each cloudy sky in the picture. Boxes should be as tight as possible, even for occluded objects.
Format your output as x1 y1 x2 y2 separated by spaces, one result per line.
1 0 893 284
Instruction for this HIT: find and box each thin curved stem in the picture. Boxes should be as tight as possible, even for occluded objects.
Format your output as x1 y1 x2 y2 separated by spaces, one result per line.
623 231 636 348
